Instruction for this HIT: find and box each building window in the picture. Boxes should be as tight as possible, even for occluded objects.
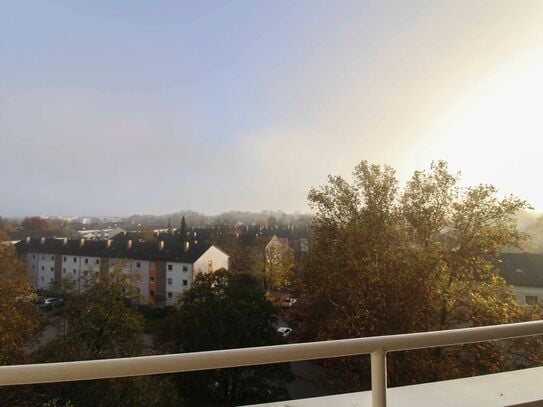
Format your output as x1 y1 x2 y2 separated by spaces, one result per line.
526 295 538 305
167 292 173 299
32 254 35 259
73 269 76 275
150 290 155 297
167 264 173 271
167 278 172 285
63 268 66 274
208 260 213 272
51 256 54 261
183 265 188 272
73 258 77 263
85 258 89 264
41 266 44 271
96 259 100 265
42 256 45 260
136 262 141 268
32 265 35 270
50 267 54 272
149 276 155 282
63 257 67 262
41 276 44 281
50 278 53 283
182 279 188 286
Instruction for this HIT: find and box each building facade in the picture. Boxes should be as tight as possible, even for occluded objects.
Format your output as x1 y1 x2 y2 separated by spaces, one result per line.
16 237 230 306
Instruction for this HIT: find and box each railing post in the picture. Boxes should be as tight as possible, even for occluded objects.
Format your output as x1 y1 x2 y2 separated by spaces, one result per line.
371 348 387 407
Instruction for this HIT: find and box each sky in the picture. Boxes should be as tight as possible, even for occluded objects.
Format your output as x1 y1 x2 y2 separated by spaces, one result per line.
2 1 543 216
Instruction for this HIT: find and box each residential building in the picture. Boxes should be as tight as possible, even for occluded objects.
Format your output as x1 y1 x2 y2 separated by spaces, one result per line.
15 237 229 306
498 253 543 305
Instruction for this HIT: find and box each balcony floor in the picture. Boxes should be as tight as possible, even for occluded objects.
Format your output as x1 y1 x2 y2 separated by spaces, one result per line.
250 366 543 407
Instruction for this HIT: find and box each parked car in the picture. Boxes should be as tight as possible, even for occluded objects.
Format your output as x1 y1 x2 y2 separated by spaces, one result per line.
281 298 297 308
277 327 292 338
41 297 64 310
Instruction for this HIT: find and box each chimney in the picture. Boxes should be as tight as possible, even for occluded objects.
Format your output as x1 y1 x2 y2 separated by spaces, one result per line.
127 240 132 250
106 239 112 249
158 240 165 251
184 241 190 252
79 238 85 247
62 237 68 246
26 236 31 244
40 237 45 244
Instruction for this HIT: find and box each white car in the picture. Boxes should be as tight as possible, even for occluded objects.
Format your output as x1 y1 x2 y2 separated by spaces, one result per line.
277 327 292 338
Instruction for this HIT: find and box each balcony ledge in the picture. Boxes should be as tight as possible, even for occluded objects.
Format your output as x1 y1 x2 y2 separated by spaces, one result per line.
250 366 543 407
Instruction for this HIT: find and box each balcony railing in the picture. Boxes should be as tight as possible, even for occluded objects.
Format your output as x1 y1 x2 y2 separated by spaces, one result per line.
2 320 543 407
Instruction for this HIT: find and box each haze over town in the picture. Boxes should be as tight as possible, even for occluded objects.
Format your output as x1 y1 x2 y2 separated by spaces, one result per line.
2 1 543 216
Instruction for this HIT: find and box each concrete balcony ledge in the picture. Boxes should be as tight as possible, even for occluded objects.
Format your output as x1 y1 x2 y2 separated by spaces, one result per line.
250 366 543 407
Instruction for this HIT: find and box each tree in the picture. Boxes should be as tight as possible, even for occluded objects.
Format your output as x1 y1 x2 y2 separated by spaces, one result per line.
263 237 294 291
179 215 187 242
29 268 178 407
21 216 51 230
0 231 41 365
159 270 293 405
294 160 543 389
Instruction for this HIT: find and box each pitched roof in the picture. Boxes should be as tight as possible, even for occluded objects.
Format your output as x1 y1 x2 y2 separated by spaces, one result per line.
15 238 213 263
497 253 543 287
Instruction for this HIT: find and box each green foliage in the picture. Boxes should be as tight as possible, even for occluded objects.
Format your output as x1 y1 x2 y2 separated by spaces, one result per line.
159 270 293 405
295 160 543 389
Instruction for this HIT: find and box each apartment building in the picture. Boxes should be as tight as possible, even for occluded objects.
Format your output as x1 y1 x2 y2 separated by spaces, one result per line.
15 237 229 306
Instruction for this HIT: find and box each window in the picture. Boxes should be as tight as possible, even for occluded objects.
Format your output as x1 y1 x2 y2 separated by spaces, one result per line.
42 256 45 260
183 265 188 272
526 295 538 305
136 262 141 268
41 266 44 271
167 278 172 285
32 265 35 270
63 268 66 274
41 276 44 281
73 257 77 263
149 276 155 282
50 267 54 272
150 290 155 297
208 260 213 272
167 292 173 299
51 256 54 261
182 279 188 286
50 278 53 283
73 269 76 275
85 258 89 264
32 254 35 259
63 257 66 262
96 259 100 265
167 264 173 271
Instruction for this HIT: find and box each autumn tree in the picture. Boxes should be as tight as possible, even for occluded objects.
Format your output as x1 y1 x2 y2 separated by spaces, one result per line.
28 268 178 407
159 270 293 406
0 231 42 365
263 237 295 290
295 160 542 389
21 216 51 230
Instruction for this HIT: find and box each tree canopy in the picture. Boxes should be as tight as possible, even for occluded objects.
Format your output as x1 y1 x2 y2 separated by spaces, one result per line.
294 160 543 388
159 269 293 405
0 231 41 366
28 268 177 407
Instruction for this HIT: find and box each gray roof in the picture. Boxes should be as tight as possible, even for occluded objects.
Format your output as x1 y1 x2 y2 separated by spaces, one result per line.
15 238 213 263
497 253 543 287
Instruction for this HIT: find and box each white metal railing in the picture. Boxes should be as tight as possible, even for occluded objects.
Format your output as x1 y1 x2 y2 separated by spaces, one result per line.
2 320 543 407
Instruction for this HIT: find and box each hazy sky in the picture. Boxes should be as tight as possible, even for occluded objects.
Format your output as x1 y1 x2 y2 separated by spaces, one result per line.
2 1 543 216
